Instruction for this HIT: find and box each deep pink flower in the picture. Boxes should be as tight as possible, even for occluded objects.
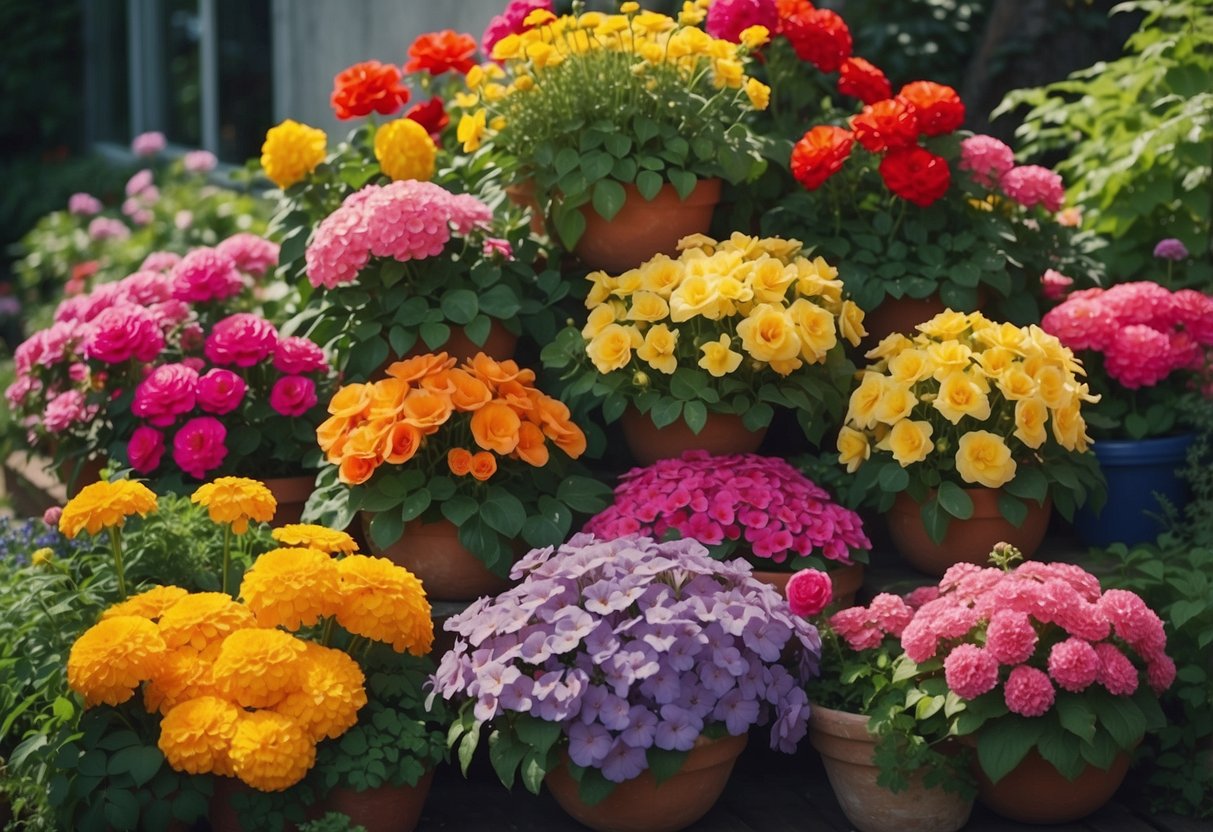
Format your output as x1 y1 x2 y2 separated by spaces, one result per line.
196 368 247 415
1042 269 1073 301
1000 165 1065 212
170 248 243 303
126 169 154 197
269 375 318 416
172 416 228 479
1040 296 1115 352
216 233 280 277
43 389 91 432
1004 665 1054 717
204 313 279 367
1093 642 1138 696
42 506 63 526
1146 655 1176 693
705 0 778 43
1104 325 1176 389
867 594 913 636
481 0 552 56
959 135 1014 188
1047 638 1101 693
943 644 999 699
83 305 164 364
273 336 329 374
828 607 883 651
132 363 200 427
128 425 166 473
141 251 182 273
1099 589 1166 655
88 217 130 242
786 569 832 617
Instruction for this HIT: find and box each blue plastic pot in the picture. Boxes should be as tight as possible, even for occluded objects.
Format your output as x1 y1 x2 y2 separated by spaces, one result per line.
1072 433 1195 548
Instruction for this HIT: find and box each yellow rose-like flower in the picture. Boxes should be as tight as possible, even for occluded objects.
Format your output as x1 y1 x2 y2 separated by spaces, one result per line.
1014 397 1049 449
865 332 912 361
917 310 973 340
212 629 308 710
101 585 189 622
229 710 316 792
373 118 437 182
31 547 53 567
879 420 934 467
59 479 158 539
1033 364 1070 409
933 370 992 425
638 255 684 297
271 524 358 555
975 321 1027 353
626 291 670 323
837 426 871 474
240 547 341 631
737 303 800 364
191 477 277 534
838 300 867 348
795 256 842 303
1052 399 1091 452
955 431 1017 488
68 616 166 707
586 323 642 374
159 696 241 777
846 372 885 430
873 379 917 425
457 109 487 153
744 257 796 304
586 271 617 307
887 349 932 385
977 347 1018 378
670 275 728 321
744 77 770 110
158 593 256 655
337 555 434 655
637 324 679 375
927 341 974 381
272 642 367 742
581 304 619 340
261 119 327 189
697 334 744 378
144 646 219 715
787 298 838 363
998 368 1038 401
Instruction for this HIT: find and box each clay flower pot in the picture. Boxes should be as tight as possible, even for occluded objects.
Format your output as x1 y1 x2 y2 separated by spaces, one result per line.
359 514 510 602
320 771 435 832
751 562 865 608
263 474 318 527
573 179 722 274
620 408 765 465
56 454 105 498
860 294 949 348
376 321 518 377
809 705 973 832
887 488 1051 577
975 748 1131 824
545 732 747 832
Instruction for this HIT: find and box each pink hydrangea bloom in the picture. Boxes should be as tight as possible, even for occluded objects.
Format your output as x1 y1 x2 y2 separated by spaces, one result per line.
43 389 92 432
828 607 883 651
1000 165 1065 212
1093 642 1138 696
1004 665 1054 717
141 251 182 273
131 131 166 156
273 336 329 374
705 0 778 43
204 313 278 367
943 644 1000 699
269 375 318 416
170 248 243 303
1040 297 1115 351
69 193 102 216
132 363 200 426
482 0 552 55
83 305 165 364
1146 654 1176 693
1099 589 1166 655
126 169 154 197
195 368 247 415
984 610 1037 665
128 425 166 473
1042 269 1073 301
1047 638 1101 693
867 594 913 636
183 150 218 173
172 416 228 479
903 585 940 609
958 135 1014 187
1104 325 1176 389
87 217 130 242
216 233 280 277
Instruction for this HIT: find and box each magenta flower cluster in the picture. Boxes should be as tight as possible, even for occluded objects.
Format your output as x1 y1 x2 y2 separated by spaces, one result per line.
481 0 552 55
705 0 778 43
959 134 1065 212
1042 281 1213 389
898 560 1174 717
585 452 870 565
304 180 494 289
431 535 821 782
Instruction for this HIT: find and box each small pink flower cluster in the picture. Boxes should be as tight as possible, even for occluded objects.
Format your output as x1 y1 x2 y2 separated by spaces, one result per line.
305 180 493 289
585 451 870 565
1042 281 1213 389
898 561 1174 718
959 134 1065 212
829 593 914 651
706 0 779 43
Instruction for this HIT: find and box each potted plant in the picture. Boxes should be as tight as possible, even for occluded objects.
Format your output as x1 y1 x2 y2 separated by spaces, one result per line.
433 533 821 832
898 544 1174 823
1041 279 1213 546
585 450 870 603
455 2 771 271
307 351 610 601
784 569 975 832
541 233 863 460
835 309 1105 575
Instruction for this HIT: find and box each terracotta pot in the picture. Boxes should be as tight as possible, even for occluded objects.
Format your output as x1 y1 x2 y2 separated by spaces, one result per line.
377 321 518 377
620 408 765 465
56 454 105 497
809 705 973 832
975 748 1130 824
545 732 747 832
751 562 865 608
888 489 1051 577
263 475 317 527
209 778 281 832
320 771 435 832
505 180 547 236
573 179 722 274
359 514 511 602
860 294 950 348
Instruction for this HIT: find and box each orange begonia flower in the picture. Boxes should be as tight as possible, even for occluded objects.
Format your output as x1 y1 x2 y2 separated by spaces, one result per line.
316 415 351 459
466 353 535 386
338 455 377 485
448 448 473 476
384 423 423 465
400 390 454 433
469 452 498 482
328 384 371 418
515 422 550 467
446 369 493 411
470 401 522 454
387 353 455 383
368 378 411 420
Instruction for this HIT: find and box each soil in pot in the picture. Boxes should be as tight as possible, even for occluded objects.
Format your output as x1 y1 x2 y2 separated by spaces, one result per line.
359 514 511 602
974 748 1131 824
320 771 435 832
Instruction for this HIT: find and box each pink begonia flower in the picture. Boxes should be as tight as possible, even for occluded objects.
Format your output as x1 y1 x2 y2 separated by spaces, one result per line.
204 313 278 367
1093 642 1138 696
1041 269 1073 301
126 169 154 197
1047 638 1101 693
132 363 200 427
170 248 243 303
141 251 182 273
216 233 280 277
131 131 166 156
69 193 102 216
83 305 165 364
705 0 778 43
999 164 1065 212
128 425 166 473
269 375 318 416
183 150 218 173
273 336 328 374
943 644 1000 699
87 217 130 241
785 569 832 618
172 416 228 479
958 135 1014 187
195 368 247 415
43 389 92 432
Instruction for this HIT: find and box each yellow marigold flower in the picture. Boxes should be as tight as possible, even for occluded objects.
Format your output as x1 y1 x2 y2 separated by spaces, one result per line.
240 547 341 631
67 616 166 707
698 334 743 378
457 109 487 152
739 25 770 49
260 119 327 189
955 430 1017 489
586 324 643 374
744 77 770 110
59 479 157 539
158 593 256 655
31 547 53 566
144 646 219 715
878 420 934 467
637 324 679 375
271 524 358 555
101 585 189 622
191 477 277 534
229 710 316 792
212 628 308 710
272 642 367 742
933 370 992 425
373 118 436 182
337 555 433 655
837 426 871 474
158 696 241 776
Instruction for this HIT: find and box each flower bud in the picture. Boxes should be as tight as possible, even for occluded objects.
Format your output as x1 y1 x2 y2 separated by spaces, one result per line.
632 371 651 388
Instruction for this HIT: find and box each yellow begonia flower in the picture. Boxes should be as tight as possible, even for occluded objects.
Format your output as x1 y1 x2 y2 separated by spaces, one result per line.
933 370 992 425
927 341 974 380
582 304 620 340
1014 397 1050 449
874 379 917 425
745 258 796 304
838 300 867 348
787 298 838 363
260 119 327 189
737 304 800 364
191 477 276 534
745 77 771 110
712 58 744 89
586 323 643 374
955 430 1017 488
457 109 487 152
1033 364 1070 409
1052 399 1091 452
373 118 436 182
977 346 1017 378
466 65 486 89
627 291 671 323
59 479 158 539
639 256 685 297
454 91 480 108
513 74 535 92
998 368 1038 401
739 25 770 49
917 310 973 340
865 332 912 361
846 372 886 430
837 426 871 473
698 334 743 377
887 349 932 385
670 275 726 321
879 419 934 467
637 324 679 375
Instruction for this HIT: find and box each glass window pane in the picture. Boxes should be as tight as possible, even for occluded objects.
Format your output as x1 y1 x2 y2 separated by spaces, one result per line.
161 0 202 148
215 0 272 163
87 0 130 144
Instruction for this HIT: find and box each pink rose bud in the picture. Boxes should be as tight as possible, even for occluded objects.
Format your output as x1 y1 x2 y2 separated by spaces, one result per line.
42 506 63 527
785 568 833 617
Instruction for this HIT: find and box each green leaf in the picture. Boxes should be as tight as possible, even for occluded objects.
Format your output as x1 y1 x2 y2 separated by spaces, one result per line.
1036 727 1085 781
458 720 482 775
369 511 404 549
399 489 432 522
635 170 663 200
108 746 164 788
464 314 492 346
668 170 697 200
741 402 774 431
520 750 548 795
1087 689 1147 750
649 398 683 428
998 492 1028 527
646 747 690 785
554 206 587 249
419 321 451 350
557 476 612 514
389 325 418 356
515 715 563 756
591 179 627 221
574 765 617 806
878 464 910 493
920 497 951 544
604 133 632 158
976 717 1044 784
582 150 614 182
1055 696 1096 744
441 495 479 527
482 488 527 537
488 731 529 790
478 284 522 318
683 401 708 435
441 289 479 325
104 790 140 831
936 481 975 519
554 147 580 176
522 496 573 547
1005 467 1048 502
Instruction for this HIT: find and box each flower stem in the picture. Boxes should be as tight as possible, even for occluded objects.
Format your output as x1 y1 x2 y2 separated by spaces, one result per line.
108 526 128 601
321 616 335 647
221 524 233 597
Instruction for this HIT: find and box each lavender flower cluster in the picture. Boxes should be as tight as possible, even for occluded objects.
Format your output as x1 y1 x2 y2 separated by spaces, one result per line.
431 535 822 783
0 514 78 569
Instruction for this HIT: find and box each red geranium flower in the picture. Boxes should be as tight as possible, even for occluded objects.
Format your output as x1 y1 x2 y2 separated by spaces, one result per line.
405 98 450 139
899 81 965 136
850 97 919 153
404 29 478 76
837 57 891 105
880 146 951 207
330 61 410 120
783 7 852 73
790 125 854 190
